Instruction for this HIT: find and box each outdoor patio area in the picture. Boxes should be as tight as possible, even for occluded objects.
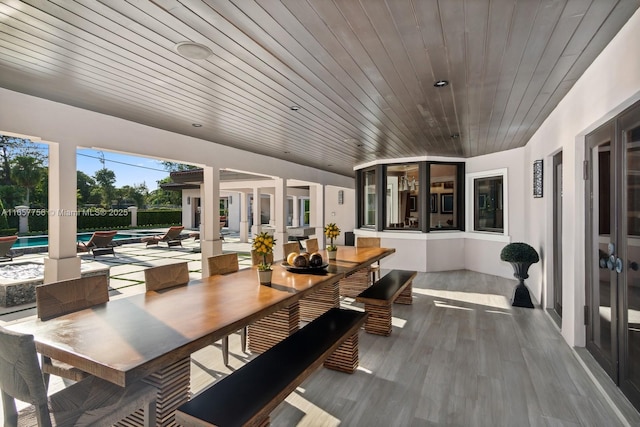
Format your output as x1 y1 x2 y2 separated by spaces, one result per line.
0 229 254 321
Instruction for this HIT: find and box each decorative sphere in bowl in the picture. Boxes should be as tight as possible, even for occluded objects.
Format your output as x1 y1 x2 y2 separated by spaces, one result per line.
309 253 324 267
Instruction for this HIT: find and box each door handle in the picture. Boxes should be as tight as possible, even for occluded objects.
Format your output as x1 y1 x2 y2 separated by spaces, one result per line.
616 257 623 273
607 255 615 271
629 261 639 271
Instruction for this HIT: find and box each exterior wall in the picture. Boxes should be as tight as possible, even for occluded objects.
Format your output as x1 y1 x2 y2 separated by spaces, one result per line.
182 189 200 230
227 192 241 232
324 186 355 246
523 9 640 346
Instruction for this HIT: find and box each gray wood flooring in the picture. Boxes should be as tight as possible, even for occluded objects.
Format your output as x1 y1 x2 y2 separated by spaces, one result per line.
192 270 640 426
4 270 640 426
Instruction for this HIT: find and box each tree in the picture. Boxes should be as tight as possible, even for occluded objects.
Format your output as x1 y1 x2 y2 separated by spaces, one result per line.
161 161 198 172
94 168 116 207
77 171 97 206
11 155 44 205
0 135 47 185
117 183 148 208
147 177 181 206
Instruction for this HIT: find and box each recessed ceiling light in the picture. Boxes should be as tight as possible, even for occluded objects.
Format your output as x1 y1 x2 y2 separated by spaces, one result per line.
175 42 213 60
290 105 300 111
450 133 460 139
192 123 202 127
284 151 290 154
434 80 449 88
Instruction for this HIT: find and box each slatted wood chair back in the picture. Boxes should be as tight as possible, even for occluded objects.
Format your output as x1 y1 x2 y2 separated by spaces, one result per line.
356 237 381 248
36 275 109 321
305 238 319 253
144 262 190 291
282 242 300 257
207 253 239 276
251 250 273 266
0 327 49 425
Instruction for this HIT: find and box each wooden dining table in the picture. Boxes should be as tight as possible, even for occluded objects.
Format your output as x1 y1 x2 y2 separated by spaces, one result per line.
6 245 394 426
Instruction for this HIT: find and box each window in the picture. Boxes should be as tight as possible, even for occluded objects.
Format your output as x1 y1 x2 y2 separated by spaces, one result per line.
468 169 507 234
385 163 419 230
430 163 460 230
362 168 376 228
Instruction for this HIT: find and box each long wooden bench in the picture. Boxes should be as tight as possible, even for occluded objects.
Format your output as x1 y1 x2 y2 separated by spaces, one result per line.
355 269 417 336
175 308 367 427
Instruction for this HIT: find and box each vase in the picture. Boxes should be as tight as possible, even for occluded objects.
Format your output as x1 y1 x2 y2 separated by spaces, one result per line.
508 262 534 308
327 249 337 260
257 269 272 286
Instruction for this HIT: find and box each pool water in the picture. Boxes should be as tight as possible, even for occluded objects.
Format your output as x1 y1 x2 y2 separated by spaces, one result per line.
12 230 160 248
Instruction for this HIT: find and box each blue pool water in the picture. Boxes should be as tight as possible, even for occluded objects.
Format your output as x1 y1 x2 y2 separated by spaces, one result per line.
12 230 160 249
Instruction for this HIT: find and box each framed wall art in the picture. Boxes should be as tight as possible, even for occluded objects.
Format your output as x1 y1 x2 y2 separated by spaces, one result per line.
533 159 543 198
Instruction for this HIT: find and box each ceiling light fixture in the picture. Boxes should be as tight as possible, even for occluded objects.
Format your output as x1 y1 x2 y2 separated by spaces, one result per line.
175 42 213 60
434 80 449 88
450 133 460 139
192 123 202 127
290 105 300 111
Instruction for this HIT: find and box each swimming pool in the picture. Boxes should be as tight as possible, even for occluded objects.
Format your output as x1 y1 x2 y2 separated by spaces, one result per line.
12 230 161 249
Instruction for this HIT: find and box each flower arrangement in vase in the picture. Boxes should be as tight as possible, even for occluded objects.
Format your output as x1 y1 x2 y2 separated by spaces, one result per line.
252 231 276 285
324 223 340 260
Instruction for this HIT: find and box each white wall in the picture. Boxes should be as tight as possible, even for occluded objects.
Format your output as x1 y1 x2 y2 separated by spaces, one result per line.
522 9 640 346
324 186 355 246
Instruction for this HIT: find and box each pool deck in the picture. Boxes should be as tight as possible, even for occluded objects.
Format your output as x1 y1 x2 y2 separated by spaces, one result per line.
0 229 253 322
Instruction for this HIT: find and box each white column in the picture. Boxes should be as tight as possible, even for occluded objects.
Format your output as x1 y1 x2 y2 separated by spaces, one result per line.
128 206 138 227
310 184 325 248
200 165 222 277
291 196 300 227
268 194 275 226
44 142 81 283
239 192 249 243
252 187 261 237
274 178 288 260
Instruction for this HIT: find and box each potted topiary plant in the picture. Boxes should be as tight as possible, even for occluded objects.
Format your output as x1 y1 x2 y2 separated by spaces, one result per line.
252 231 276 286
500 242 539 308
324 223 340 260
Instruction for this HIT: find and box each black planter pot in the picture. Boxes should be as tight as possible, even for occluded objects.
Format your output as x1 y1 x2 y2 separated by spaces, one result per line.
509 262 535 309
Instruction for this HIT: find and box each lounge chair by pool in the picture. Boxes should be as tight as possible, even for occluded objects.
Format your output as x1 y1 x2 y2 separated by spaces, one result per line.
142 226 185 247
77 231 117 257
0 235 18 261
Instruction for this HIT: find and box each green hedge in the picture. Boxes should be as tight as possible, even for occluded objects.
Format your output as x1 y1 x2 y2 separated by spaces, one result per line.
5 208 182 234
138 209 181 226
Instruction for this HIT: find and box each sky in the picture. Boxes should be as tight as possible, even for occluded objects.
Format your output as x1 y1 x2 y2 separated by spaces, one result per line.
75 149 172 191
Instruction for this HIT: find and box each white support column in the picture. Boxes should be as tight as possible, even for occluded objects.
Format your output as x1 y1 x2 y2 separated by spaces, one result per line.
239 191 249 243
200 165 222 277
291 196 300 227
268 194 275 226
274 178 288 261
252 187 261 237
44 142 81 283
310 184 326 248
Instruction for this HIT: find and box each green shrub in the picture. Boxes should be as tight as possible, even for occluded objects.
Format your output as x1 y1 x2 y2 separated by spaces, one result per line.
138 209 181 226
500 242 539 263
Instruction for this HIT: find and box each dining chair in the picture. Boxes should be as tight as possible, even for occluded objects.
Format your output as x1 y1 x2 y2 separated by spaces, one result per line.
282 242 300 257
251 250 273 266
144 262 190 291
356 237 381 284
305 238 319 254
0 326 157 427
35 275 110 388
207 253 244 365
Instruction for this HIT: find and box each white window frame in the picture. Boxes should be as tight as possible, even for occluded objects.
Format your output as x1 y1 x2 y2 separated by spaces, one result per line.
466 168 508 238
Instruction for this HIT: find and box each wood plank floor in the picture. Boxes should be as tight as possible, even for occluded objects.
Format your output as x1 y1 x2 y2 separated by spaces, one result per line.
4 270 640 426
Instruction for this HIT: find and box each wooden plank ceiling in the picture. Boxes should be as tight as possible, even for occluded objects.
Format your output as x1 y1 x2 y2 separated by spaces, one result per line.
0 0 638 177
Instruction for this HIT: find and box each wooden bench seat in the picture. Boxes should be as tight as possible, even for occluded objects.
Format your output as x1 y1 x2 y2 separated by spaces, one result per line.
356 269 417 336
175 308 366 427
